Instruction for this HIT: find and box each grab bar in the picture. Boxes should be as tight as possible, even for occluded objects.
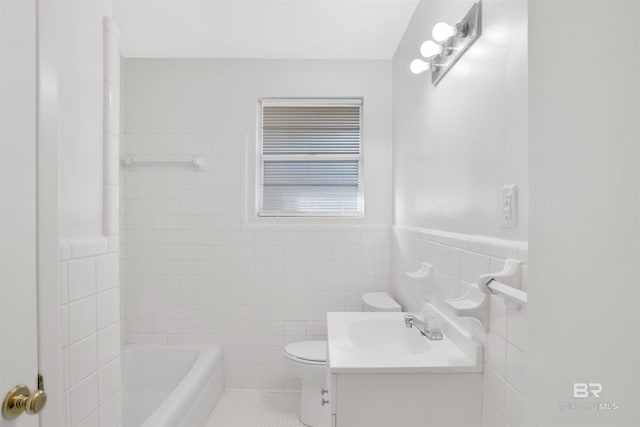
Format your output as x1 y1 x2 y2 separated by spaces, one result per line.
478 259 528 307
122 155 205 172
485 279 528 305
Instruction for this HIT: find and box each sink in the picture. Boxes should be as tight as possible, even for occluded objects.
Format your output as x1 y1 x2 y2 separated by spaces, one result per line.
327 312 482 373
348 319 431 356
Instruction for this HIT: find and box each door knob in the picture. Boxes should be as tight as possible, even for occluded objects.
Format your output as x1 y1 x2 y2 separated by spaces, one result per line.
2 378 47 420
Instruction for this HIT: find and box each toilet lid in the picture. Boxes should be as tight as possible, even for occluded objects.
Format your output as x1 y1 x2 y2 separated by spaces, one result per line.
362 292 401 312
285 340 327 363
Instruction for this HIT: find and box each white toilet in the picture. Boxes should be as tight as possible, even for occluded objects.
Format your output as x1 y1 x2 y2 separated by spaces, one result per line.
284 292 401 426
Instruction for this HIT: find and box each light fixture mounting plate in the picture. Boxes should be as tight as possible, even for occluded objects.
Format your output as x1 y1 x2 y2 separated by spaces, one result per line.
431 2 482 86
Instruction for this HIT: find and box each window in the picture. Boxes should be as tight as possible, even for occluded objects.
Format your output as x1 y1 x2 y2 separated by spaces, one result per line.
257 98 363 217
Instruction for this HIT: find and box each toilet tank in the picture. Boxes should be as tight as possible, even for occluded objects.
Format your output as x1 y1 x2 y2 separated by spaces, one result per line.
362 292 401 312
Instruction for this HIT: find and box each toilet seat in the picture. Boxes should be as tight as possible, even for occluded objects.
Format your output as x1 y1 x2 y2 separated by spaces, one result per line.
284 340 327 365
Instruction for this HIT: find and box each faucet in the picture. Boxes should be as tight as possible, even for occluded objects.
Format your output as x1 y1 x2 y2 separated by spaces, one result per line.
404 313 443 341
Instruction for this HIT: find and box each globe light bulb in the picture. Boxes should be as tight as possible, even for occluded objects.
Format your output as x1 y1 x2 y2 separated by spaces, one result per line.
432 22 457 42
420 40 443 58
410 58 431 75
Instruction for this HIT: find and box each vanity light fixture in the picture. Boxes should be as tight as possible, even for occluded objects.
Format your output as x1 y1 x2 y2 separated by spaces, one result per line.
410 1 482 85
410 59 432 74
432 22 468 42
419 40 443 58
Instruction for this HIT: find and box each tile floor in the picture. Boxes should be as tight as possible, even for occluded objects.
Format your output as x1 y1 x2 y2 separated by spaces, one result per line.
206 390 305 427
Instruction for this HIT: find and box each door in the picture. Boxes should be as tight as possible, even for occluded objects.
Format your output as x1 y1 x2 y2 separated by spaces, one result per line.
0 0 40 426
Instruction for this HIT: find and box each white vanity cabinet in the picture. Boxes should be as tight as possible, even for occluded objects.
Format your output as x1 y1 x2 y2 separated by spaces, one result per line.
326 370 337 427
326 312 484 427
325 369 482 427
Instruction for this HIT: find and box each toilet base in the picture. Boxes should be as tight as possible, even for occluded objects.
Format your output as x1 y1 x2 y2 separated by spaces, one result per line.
286 357 328 427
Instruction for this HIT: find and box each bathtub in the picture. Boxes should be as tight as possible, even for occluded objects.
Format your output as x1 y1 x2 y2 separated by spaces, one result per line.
122 345 224 427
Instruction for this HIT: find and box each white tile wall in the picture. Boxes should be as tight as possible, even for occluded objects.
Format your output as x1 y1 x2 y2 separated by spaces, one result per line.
68 257 96 301
120 133 390 389
61 237 121 427
390 226 527 427
57 18 122 427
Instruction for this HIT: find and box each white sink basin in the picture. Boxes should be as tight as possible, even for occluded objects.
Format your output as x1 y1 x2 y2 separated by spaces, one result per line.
327 312 482 373
348 318 431 355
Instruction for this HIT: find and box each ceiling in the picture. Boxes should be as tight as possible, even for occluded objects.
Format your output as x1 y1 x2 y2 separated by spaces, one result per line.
114 0 419 59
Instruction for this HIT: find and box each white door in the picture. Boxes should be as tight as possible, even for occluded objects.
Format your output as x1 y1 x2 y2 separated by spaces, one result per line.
0 0 40 426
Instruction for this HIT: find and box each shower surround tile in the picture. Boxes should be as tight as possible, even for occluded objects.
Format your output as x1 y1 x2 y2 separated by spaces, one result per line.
121 133 390 390
60 237 122 427
57 14 122 427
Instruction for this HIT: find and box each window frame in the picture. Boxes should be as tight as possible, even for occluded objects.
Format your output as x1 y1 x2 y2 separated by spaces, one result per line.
256 97 364 218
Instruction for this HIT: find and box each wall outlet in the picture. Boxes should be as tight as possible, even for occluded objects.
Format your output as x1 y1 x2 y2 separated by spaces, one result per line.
501 185 518 228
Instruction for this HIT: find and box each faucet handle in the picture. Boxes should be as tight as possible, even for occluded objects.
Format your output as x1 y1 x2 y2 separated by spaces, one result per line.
426 316 442 333
404 314 413 328
421 310 440 330
405 313 423 327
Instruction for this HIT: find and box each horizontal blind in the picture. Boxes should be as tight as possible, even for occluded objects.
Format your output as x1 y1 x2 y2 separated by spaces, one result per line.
259 100 362 216
263 106 361 155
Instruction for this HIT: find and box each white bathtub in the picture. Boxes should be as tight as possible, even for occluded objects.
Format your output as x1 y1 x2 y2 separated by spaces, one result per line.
122 345 224 427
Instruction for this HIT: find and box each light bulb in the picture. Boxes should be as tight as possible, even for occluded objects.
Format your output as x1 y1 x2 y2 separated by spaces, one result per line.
432 22 457 42
420 40 443 58
410 59 431 75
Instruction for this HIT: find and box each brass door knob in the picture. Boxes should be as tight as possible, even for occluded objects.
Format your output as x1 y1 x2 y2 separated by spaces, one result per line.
2 384 47 420
25 389 47 415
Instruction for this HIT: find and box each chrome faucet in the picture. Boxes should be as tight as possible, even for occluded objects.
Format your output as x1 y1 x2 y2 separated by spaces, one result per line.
404 314 443 341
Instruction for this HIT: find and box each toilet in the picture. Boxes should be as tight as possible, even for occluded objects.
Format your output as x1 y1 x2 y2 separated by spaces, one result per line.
284 292 401 426
361 291 402 312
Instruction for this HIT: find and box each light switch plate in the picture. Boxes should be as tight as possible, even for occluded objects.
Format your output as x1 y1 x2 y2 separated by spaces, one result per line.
501 185 518 228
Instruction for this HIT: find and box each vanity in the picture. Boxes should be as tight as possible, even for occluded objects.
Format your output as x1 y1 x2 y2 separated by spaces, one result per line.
325 312 483 427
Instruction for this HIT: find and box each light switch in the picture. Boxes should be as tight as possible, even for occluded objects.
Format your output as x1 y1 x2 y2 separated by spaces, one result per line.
501 185 518 228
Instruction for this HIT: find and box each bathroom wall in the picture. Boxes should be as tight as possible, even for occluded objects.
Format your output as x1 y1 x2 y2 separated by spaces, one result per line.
60 239 121 427
392 1 528 426
392 227 527 426
121 59 392 388
392 0 528 241
527 1 640 426
57 2 122 426
58 0 113 238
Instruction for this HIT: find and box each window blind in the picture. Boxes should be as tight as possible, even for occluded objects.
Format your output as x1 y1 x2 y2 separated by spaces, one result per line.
258 99 363 217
